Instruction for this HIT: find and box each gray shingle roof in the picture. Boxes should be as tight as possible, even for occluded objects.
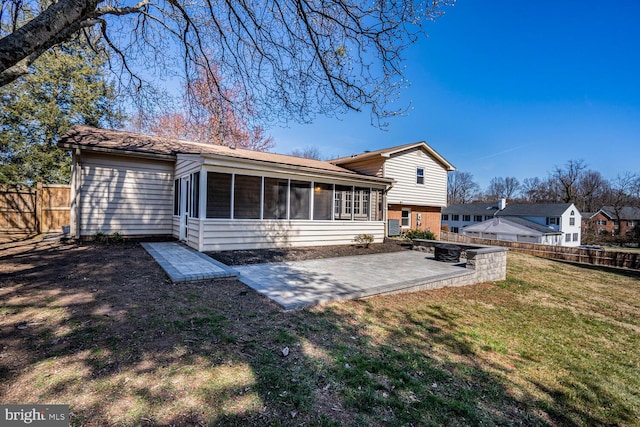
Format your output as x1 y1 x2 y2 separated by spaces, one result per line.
499 216 563 234
442 203 499 216
463 216 561 235
599 206 640 220
496 203 575 217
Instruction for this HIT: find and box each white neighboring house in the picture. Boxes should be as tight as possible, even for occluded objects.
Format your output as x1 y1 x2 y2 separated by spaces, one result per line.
442 200 582 247
461 216 563 245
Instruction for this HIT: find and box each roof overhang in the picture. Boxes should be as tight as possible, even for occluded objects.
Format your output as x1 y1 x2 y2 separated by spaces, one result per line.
200 153 394 187
332 141 456 172
59 142 177 162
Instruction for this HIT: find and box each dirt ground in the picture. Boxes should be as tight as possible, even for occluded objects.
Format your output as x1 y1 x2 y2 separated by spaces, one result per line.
0 234 410 425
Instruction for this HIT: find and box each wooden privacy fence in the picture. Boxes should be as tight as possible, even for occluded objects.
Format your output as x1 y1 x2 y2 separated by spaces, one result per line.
0 183 71 234
441 230 640 270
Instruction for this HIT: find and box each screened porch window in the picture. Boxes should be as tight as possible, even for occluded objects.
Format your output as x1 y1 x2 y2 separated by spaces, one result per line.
353 188 370 220
234 174 261 219
190 172 200 218
334 185 352 220
204 171 384 222
290 181 311 219
173 179 180 215
313 183 333 220
206 172 232 218
263 178 288 219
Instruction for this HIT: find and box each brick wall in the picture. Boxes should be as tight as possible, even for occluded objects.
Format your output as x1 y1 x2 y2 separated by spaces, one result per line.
388 204 442 239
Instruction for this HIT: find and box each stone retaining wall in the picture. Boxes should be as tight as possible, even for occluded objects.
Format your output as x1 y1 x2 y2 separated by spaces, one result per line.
411 239 507 286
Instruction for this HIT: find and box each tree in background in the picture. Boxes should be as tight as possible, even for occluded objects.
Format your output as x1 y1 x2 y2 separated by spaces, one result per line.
447 171 480 204
484 176 520 201
144 68 274 151
576 170 610 213
290 146 323 160
0 38 122 184
1 0 453 127
549 159 586 204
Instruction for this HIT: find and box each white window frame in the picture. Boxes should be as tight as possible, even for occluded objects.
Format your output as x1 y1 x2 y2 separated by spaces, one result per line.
401 209 411 228
416 167 425 185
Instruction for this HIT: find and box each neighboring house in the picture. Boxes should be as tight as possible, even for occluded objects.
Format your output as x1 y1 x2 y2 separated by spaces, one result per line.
585 206 640 236
461 216 563 245
331 142 455 238
443 200 582 247
58 126 452 251
440 202 500 233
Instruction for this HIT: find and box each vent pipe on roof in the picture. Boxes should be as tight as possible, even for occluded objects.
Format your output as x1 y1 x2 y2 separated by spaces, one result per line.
498 198 507 210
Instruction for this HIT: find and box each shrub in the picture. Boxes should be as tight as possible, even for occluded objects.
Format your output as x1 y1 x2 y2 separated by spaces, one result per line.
404 229 436 240
353 233 374 247
93 231 124 244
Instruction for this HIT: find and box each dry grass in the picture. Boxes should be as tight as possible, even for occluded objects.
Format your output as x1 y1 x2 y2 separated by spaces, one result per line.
1 236 639 426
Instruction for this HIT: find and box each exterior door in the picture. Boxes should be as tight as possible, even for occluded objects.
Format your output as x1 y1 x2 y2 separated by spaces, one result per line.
179 176 190 241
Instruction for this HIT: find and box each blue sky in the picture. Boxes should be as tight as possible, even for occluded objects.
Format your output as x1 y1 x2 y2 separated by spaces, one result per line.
268 1 640 189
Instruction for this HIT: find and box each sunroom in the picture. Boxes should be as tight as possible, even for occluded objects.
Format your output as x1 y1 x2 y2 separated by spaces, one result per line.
173 153 393 251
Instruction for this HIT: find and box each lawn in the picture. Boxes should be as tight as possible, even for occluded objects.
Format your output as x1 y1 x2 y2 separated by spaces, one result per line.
1 237 639 426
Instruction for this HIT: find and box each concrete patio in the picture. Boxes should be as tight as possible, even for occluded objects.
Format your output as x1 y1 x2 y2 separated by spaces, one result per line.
143 240 508 310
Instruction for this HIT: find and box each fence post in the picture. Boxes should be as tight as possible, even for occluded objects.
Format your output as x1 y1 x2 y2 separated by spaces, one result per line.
35 182 43 234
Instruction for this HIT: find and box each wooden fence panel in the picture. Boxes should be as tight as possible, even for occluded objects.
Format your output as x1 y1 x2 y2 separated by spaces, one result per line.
0 184 70 234
38 184 71 232
0 185 36 232
440 231 640 270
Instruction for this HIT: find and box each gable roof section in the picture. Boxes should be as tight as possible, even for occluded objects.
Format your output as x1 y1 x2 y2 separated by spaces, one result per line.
330 141 456 172
58 125 385 179
463 216 562 236
599 206 640 220
496 203 575 217
442 203 499 216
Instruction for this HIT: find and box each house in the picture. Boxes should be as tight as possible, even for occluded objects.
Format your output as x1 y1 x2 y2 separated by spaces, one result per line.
57 126 451 251
462 216 563 245
440 202 500 233
584 206 640 237
331 142 455 238
442 200 582 247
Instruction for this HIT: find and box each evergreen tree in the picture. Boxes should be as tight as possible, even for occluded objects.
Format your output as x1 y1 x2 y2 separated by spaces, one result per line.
0 38 122 184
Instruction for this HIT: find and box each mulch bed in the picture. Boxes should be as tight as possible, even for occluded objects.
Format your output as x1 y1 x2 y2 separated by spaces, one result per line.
206 240 411 265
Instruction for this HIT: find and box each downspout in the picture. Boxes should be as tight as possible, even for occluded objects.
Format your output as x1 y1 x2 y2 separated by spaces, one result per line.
383 180 395 237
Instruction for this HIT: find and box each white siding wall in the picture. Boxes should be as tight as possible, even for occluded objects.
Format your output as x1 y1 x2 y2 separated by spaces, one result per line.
176 155 202 177
78 153 174 236
560 206 582 247
385 148 448 207
199 220 385 251
172 216 180 239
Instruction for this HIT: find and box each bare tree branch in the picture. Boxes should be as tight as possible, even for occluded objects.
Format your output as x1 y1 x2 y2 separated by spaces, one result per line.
1 0 454 125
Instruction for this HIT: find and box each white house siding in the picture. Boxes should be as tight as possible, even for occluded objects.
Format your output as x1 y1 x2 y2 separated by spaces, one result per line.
175 155 203 177
78 153 174 236
187 218 200 248
560 207 582 247
172 216 180 239
385 148 447 207
197 220 385 251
